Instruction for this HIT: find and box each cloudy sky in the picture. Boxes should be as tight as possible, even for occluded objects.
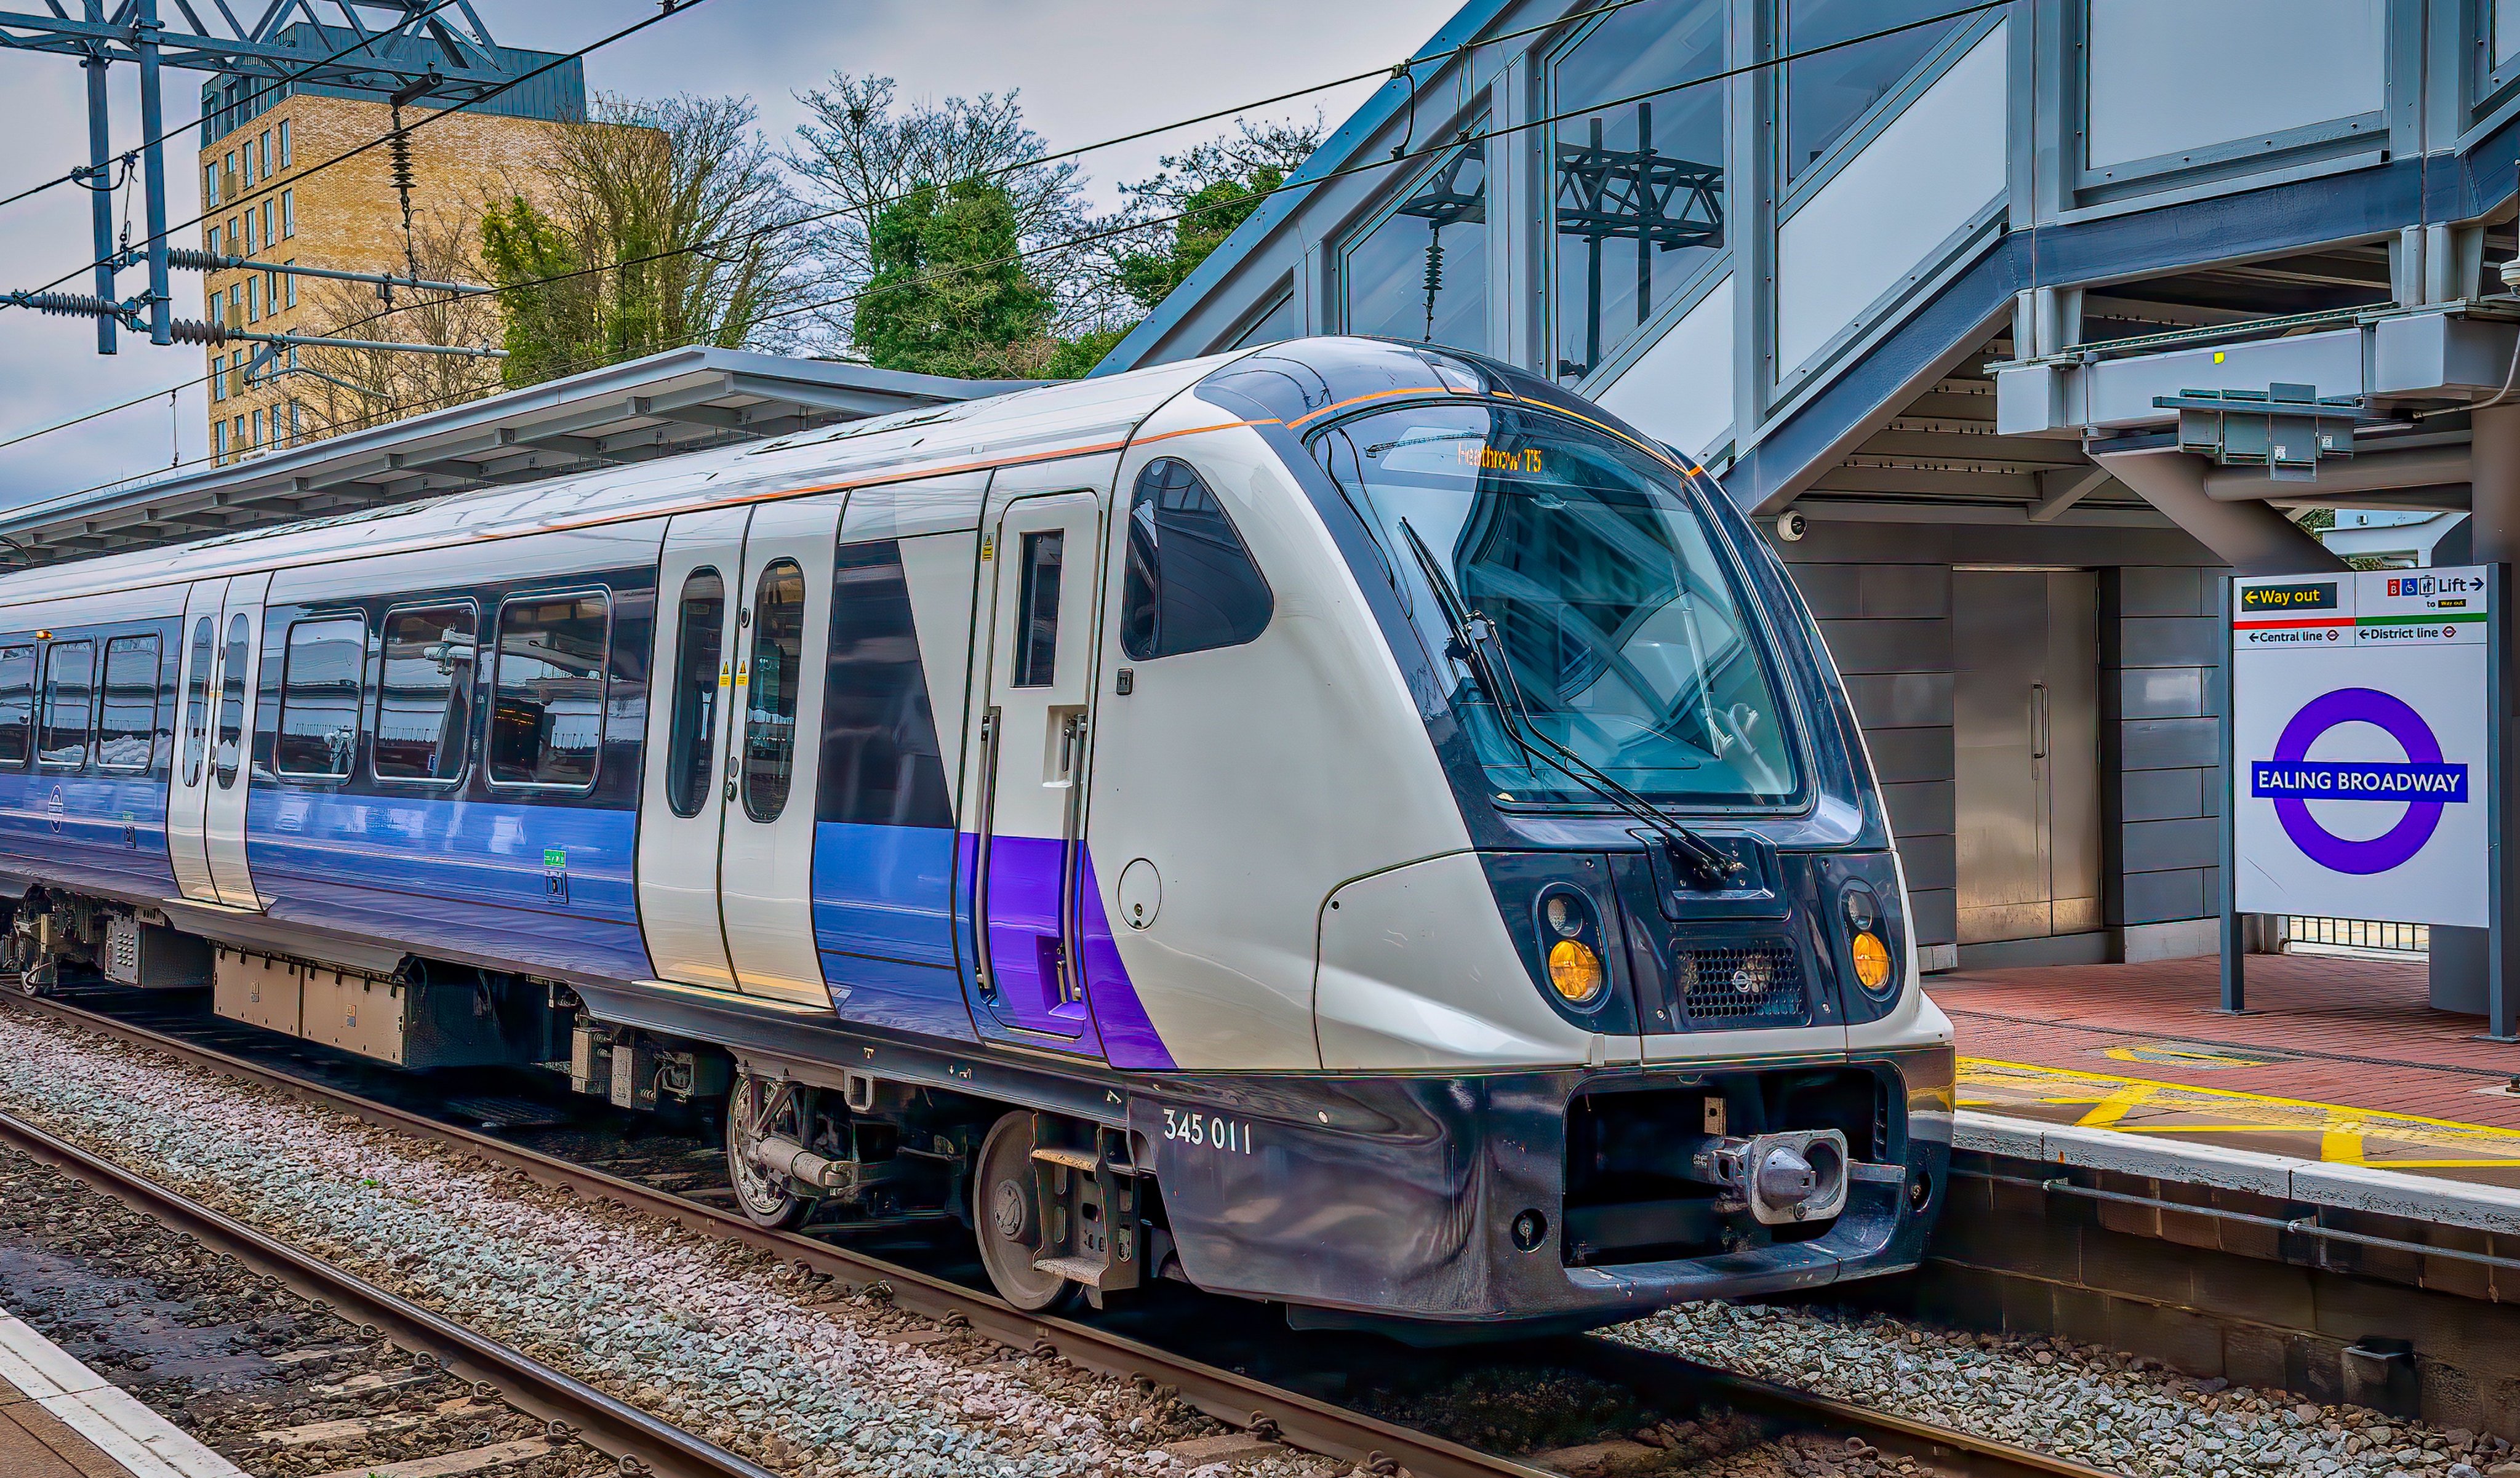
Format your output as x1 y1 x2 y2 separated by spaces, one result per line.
0 1 1453 509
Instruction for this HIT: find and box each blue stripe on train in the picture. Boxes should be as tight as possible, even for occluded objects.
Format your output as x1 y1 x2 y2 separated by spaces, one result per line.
247 788 650 983
811 819 974 1041
0 769 175 900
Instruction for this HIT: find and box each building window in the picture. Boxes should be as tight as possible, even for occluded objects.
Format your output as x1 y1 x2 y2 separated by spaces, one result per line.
265 268 279 314
228 215 240 250
251 408 263 447
210 356 225 401
233 415 244 453
289 399 302 444
223 151 236 194
97 634 161 773
373 604 475 783
489 592 609 789
202 163 217 209
1783 0 1967 183
212 422 226 462
260 199 272 251
283 263 296 308
1340 126 1489 353
278 119 290 169
1548 0 1726 381
276 617 366 778
258 129 271 178
245 276 258 322
206 224 220 258
281 188 294 238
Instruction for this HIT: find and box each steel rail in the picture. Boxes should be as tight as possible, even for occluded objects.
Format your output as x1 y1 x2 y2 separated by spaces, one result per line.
0 1101 780 1478
5 993 2097 1478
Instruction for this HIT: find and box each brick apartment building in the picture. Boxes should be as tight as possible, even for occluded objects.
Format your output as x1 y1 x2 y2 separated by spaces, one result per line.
196 31 586 467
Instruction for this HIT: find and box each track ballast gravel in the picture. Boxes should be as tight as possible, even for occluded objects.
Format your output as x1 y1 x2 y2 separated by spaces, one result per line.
0 1007 1336 1478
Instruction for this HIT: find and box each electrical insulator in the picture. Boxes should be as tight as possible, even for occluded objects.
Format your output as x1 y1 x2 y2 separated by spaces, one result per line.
165 318 231 347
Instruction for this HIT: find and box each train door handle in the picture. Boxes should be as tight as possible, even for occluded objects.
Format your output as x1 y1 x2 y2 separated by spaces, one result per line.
725 777 737 802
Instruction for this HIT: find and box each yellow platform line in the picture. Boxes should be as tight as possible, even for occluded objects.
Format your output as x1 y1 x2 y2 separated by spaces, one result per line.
1959 1057 2520 1167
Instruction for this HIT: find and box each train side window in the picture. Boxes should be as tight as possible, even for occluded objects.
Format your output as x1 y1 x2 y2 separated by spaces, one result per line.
665 569 725 818
1012 530 1063 687
182 617 213 786
740 561 806 821
818 541 953 828
1120 457 1274 660
275 617 366 778
374 604 475 783
39 639 95 769
489 591 608 790
0 645 33 768
98 634 162 772
215 613 249 788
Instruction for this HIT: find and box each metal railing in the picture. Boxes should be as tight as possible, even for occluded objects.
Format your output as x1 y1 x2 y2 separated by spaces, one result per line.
2278 915 2429 954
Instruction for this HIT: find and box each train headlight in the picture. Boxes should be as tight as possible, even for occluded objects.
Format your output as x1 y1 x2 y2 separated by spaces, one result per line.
1850 930 1892 993
1548 938 1606 1004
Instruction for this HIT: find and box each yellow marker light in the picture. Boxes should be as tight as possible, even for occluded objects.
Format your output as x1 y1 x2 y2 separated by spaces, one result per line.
1547 938 1606 1004
1851 930 1893 993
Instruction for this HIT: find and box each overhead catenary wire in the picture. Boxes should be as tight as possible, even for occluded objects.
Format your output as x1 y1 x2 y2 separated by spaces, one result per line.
11 0 1997 497
0 1 466 220
14 0 721 303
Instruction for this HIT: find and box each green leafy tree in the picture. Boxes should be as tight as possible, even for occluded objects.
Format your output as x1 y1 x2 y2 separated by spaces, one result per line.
852 177 1058 379
1112 166 1290 313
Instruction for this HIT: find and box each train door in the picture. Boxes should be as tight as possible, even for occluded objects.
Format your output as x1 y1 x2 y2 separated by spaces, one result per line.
967 473 1108 1049
636 507 746 991
202 573 270 909
719 496 845 1005
166 579 227 903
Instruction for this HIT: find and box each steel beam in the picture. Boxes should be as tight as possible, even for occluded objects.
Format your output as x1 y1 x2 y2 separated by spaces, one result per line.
82 1 114 354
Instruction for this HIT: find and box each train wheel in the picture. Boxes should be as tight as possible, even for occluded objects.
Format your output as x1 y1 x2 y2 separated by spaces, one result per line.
973 1112 1080 1313
724 1072 811 1230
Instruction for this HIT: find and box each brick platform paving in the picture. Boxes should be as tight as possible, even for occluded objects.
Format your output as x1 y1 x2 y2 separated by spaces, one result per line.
1932 952 2520 1125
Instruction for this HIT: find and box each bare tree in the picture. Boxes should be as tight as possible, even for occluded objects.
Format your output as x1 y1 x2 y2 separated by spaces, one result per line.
288 208 503 442
787 73 1107 350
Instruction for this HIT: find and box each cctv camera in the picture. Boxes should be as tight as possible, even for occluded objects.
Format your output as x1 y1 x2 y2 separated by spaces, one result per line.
1774 509 1807 542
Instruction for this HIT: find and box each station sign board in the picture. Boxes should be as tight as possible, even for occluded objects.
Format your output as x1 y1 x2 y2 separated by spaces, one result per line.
2231 566 2494 928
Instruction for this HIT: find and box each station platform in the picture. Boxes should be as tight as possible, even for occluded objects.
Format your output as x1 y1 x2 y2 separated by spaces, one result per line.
0 1305 246 1478
1932 952 2520 1189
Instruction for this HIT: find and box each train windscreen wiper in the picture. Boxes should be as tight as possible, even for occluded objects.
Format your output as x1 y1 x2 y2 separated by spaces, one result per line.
1396 518 1744 887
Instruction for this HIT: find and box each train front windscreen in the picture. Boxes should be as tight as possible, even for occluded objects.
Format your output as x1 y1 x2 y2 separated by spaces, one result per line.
1311 402 1800 811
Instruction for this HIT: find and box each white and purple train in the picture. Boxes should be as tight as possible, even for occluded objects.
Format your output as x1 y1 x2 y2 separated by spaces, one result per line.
0 338 1950 1336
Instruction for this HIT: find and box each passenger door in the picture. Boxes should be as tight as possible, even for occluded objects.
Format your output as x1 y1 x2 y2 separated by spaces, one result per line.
967 474 1108 1048
199 574 268 909
166 580 226 903
637 508 745 991
638 496 844 1006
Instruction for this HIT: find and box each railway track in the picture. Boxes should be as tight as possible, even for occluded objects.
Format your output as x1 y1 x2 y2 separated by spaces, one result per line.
2 991 2106 1478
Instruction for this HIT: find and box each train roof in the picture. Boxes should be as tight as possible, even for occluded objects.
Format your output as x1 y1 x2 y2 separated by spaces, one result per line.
0 349 1243 610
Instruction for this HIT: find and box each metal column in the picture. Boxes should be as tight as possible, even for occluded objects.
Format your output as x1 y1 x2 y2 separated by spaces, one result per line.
135 0 170 345
80 0 114 354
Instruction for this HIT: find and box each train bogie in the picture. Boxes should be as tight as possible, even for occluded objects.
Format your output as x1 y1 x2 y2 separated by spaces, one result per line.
0 338 1951 1334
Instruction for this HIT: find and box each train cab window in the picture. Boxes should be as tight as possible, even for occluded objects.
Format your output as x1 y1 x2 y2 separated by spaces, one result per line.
1012 531 1063 687
665 570 725 818
1120 457 1273 660
275 617 367 778
489 592 608 790
182 617 212 786
215 613 250 788
374 604 474 783
740 561 805 821
39 639 95 769
98 634 162 772
0 645 33 767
